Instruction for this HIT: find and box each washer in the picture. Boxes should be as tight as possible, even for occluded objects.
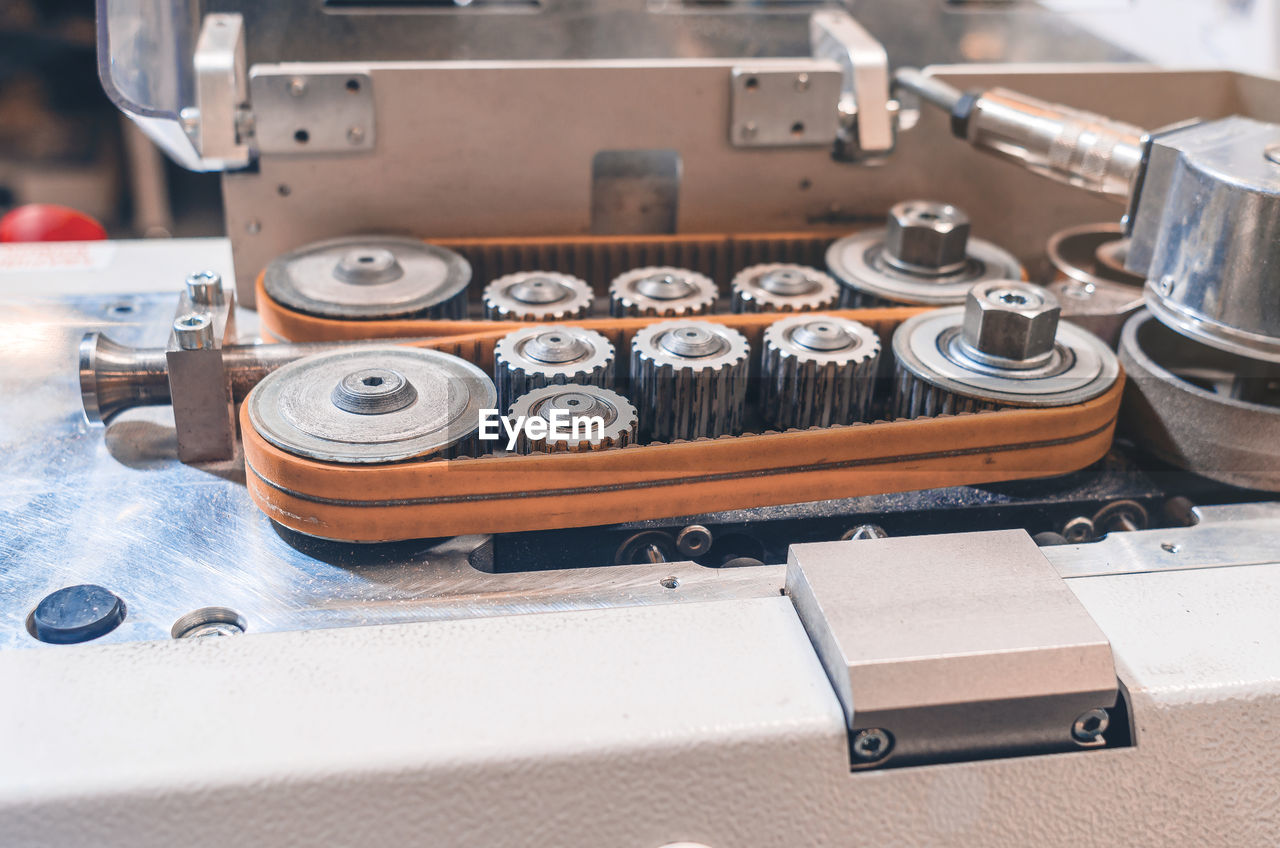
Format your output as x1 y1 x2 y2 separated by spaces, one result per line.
892 281 1118 418
827 200 1022 307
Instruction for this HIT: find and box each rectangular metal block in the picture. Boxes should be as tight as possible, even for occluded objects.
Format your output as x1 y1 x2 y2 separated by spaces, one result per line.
250 69 376 154
729 64 841 148
786 529 1118 767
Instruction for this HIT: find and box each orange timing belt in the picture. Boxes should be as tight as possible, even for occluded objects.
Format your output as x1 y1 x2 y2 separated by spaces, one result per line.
243 297 1123 542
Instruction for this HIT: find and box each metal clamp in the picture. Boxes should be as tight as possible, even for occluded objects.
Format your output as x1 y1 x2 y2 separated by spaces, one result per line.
186 13 251 168
809 10 896 159
167 273 238 463
786 529 1120 769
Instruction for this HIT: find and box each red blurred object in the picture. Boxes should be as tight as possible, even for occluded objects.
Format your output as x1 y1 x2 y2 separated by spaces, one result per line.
0 204 108 243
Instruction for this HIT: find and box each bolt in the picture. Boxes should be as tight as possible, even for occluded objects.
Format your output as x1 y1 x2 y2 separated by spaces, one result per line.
174 312 215 351
660 576 680 590
962 280 1061 363
841 524 888 541
185 271 225 306
29 584 126 644
288 77 308 97
742 122 759 140
676 525 713 558
1071 708 1110 743
884 200 971 274
794 72 810 92
347 126 366 145
179 107 200 136
851 727 894 764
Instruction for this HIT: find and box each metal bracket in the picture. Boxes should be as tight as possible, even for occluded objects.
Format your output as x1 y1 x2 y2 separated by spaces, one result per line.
786 530 1120 769
249 70 376 154
167 274 237 464
189 13 251 168
809 9 896 159
728 64 841 148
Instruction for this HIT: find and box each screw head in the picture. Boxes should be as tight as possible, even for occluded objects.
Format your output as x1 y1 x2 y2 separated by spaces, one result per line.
851 727 894 764
185 270 225 306
962 281 1061 363
174 312 215 350
347 125 366 145
288 77 307 97
1072 708 1110 743
884 200 971 274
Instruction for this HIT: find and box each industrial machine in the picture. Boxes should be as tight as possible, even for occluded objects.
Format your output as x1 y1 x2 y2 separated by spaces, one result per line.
3 2 1279 845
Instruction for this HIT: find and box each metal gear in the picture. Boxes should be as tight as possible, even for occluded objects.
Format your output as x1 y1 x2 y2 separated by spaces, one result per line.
761 315 881 429
731 264 840 313
826 201 1022 307
247 346 496 463
609 266 718 317
493 325 615 410
507 385 637 453
630 320 749 442
891 280 1119 419
262 236 471 320
482 271 594 321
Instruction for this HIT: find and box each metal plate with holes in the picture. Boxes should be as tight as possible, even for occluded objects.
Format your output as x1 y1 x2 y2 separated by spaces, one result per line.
786 530 1119 768
729 65 841 148
249 70 375 154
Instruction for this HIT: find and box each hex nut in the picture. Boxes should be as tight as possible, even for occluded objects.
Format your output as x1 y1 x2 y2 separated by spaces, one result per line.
963 281 1061 362
884 200 971 273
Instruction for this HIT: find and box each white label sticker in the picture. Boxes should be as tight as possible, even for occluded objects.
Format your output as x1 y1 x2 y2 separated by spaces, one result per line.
0 242 118 272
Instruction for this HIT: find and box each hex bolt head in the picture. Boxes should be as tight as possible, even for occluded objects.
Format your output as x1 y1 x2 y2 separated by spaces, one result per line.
185 270 225 306
851 727 894 764
1072 708 1110 743
174 312 215 351
884 200 972 274
962 281 1061 362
